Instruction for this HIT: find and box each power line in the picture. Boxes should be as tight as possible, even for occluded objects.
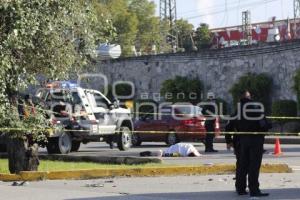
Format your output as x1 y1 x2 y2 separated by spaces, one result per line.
184 0 280 20
177 0 242 16
178 0 280 18
218 0 229 28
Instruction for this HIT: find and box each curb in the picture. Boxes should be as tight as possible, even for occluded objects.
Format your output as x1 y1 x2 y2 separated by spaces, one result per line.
0 164 292 182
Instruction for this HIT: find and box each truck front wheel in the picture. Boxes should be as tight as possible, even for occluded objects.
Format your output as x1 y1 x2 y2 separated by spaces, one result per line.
117 126 132 151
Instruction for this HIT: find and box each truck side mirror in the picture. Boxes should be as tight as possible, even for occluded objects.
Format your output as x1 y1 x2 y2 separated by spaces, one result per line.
113 99 120 108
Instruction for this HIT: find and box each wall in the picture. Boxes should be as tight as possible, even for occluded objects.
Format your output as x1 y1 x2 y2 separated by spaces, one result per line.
93 41 300 105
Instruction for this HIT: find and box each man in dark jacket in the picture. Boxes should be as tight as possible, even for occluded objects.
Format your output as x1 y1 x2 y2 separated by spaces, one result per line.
225 111 241 194
235 90 269 197
203 92 218 152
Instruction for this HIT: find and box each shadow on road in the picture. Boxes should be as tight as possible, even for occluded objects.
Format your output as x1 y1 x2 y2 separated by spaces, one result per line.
65 188 300 200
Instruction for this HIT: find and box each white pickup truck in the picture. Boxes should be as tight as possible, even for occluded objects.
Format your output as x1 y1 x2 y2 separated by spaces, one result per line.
35 81 133 154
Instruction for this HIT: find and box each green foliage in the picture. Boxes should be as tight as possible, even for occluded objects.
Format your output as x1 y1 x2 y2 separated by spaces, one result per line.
230 73 273 113
293 69 300 110
272 100 297 121
194 23 212 49
109 0 138 56
101 0 161 56
128 0 161 54
0 158 164 174
160 76 203 104
90 0 117 43
175 19 195 52
0 0 114 140
0 104 50 144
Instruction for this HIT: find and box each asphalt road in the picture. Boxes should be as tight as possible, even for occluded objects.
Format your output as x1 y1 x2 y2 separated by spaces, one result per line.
1 173 300 200
39 140 300 169
1 140 299 200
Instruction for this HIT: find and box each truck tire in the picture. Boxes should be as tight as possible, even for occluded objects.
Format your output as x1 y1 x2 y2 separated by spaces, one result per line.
71 141 81 152
117 126 132 151
46 133 72 154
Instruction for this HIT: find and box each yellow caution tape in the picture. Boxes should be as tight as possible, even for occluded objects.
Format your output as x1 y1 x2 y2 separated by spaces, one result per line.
0 128 300 136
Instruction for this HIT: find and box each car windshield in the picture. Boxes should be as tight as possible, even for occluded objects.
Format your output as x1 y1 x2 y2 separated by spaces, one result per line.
173 105 203 116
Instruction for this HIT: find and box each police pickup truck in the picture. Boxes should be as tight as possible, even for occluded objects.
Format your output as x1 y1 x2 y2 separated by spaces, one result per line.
35 81 133 154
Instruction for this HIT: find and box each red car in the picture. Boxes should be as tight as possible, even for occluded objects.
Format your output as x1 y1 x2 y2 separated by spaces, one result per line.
133 105 220 146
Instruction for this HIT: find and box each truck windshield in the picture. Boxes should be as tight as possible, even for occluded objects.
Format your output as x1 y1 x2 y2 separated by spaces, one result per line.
47 91 80 104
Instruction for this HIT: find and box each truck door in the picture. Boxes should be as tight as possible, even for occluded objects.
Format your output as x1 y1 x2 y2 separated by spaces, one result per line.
85 90 116 135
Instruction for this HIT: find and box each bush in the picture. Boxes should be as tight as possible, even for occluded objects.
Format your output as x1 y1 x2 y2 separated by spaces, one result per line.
229 73 273 113
272 100 297 118
271 100 298 132
160 76 203 104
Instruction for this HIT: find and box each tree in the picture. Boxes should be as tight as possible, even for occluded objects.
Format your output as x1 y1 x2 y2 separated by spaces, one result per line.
104 0 138 57
160 76 203 104
194 23 212 49
128 0 161 54
90 0 117 44
175 19 195 52
229 73 273 113
100 0 162 56
0 0 114 173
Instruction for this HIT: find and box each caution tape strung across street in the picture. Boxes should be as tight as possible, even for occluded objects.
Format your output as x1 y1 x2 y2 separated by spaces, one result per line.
16 104 300 120
0 127 300 136
2 104 300 136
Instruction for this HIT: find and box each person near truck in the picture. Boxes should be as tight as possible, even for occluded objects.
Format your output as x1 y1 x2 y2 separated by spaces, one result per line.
203 92 218 152
234 90 270 197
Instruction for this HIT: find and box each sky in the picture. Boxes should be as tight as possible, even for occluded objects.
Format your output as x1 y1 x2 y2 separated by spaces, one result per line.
151 0 294 29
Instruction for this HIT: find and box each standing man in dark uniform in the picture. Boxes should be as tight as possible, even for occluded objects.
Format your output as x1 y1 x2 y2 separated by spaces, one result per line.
203 92 218 152
235 90 269 197
225 102 243 195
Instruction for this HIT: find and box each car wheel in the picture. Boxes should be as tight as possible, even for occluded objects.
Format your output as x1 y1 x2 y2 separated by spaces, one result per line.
166 132 179 146
71 141 81 152
46 133 72 154
117 126 132 151
131 132 142 146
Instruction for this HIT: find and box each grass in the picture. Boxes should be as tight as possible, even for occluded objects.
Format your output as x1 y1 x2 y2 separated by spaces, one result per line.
0 159 167 174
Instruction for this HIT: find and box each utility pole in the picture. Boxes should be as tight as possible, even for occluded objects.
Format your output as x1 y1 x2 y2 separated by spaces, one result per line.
294 0 300 39
242 10 252 45
160 0 178 53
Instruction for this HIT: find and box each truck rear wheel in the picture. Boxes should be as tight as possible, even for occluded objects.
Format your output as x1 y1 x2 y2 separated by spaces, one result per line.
46 133 72 154
117 126 132 151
